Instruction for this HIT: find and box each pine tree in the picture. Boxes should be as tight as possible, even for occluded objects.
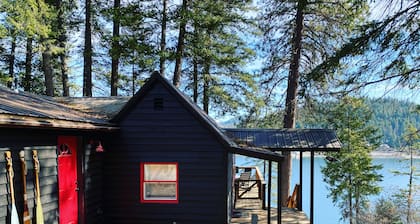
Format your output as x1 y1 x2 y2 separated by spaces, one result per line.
392 120 420 224
119 1 159 94
110 0 120 96
8 31 16 88
24 37 33 91
83 0 93 96
159 0 167 76
1 1 19 88
309 1 419 94
0 0 54 93
97 0 162 96
260 0 369 204
172 0 188 87
0 2 5 38
322 97 383 224
55 0 72 96
182 0 261 116
42 42 54 96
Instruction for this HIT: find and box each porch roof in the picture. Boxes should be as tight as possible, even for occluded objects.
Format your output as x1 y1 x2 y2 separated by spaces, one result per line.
224 128 341 152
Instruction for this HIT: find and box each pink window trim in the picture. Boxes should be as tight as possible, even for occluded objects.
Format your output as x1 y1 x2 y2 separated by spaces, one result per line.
140 162 179 204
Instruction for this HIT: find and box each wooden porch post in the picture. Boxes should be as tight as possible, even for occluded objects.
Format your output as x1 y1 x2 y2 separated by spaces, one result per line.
263 160 266 179
268 160 272 224
299 151 303 211
278 160 282 223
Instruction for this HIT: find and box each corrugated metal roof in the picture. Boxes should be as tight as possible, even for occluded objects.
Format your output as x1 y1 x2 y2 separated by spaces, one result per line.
0 86 117 130
224 128 341 151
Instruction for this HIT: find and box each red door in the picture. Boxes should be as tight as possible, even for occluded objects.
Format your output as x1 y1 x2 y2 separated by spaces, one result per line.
57 136 78 224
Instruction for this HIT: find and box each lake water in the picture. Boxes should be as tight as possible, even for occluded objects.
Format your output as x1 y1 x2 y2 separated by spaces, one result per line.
236 155 419 224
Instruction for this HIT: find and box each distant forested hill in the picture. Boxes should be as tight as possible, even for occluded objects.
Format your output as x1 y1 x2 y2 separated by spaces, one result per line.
234 98 419 149
366 98 420 148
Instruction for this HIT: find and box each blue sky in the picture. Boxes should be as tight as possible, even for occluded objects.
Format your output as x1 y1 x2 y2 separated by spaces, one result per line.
363 84 419 104
65 0 419 107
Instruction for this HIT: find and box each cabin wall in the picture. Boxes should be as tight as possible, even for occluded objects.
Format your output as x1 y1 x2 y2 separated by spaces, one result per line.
104 82 229 223
0 129 58 224
0 128 105 224
83 140 105 224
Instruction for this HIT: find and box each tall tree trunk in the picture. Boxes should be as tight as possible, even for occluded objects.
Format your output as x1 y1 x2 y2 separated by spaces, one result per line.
60 50 69 96
42 44 54 96
193 59 198 103
173 0 188 87
160 0 167 75
131 63 136 96
24 37 33 91
355 184 359 223
110 0 120 96
203 62 210 114
83 0 93 97
349 176 353 224
282 0 306 206
407 145 413 224
192 23 199 103
37 0 54 95
57 0 69 96
8 34 16 88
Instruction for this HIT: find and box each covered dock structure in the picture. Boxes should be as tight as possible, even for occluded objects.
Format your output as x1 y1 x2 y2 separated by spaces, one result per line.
226 128 342 223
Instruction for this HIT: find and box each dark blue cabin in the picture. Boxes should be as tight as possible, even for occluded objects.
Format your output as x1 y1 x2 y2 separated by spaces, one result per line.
103 73 284 223
0 72 340 224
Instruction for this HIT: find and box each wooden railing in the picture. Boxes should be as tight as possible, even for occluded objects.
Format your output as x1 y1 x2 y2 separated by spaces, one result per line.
234 166 266 209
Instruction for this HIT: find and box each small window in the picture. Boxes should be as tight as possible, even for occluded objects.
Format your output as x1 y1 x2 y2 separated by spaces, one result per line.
154 98 164 110
140 162 178 203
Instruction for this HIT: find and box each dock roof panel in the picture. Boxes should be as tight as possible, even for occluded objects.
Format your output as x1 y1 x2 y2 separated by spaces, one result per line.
224 128 341 151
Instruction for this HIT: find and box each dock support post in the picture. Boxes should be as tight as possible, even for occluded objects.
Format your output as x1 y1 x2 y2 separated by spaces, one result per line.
310 150 314 224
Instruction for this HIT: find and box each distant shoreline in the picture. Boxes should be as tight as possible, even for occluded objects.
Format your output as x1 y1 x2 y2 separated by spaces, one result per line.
292 151 420 159
369 151 420 159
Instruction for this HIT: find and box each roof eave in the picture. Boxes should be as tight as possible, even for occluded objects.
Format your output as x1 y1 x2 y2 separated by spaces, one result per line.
0 115 119 132
268 147 341 152
229 146 284 161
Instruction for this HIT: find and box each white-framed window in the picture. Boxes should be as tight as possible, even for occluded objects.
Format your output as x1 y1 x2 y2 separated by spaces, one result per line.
140 162 178 204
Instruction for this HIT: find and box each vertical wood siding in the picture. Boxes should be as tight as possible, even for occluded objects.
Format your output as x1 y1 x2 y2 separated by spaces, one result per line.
84 142 105 224
104 81 229 223
0 131 58 224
